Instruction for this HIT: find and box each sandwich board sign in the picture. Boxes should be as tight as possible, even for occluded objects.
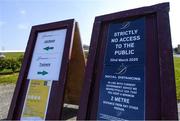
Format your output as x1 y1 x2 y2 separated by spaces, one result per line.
78 3 178 120
8 19 85 120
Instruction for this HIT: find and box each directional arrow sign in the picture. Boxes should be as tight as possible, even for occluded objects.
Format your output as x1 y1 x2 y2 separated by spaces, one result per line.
43 46 54 51
28 29 67 80
37 71 48 76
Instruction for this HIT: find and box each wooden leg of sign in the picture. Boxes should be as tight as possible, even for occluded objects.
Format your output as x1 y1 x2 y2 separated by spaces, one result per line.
64 22 85 105
61 22 85 120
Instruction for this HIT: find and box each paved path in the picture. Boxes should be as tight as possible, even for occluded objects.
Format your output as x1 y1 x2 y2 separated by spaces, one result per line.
0 84 15 119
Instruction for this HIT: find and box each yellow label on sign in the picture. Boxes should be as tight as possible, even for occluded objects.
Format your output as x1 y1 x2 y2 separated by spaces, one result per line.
21 80 51 120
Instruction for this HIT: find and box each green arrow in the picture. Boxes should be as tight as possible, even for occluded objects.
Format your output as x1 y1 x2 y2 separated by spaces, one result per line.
37 71 48 75
43 46 54 51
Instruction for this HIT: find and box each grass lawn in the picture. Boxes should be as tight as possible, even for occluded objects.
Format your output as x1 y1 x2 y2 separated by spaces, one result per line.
0 72 19 84
174 57 180 100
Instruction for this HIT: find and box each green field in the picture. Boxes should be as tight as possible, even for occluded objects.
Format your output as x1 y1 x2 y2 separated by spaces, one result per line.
4 52 24 59
0 52 180 100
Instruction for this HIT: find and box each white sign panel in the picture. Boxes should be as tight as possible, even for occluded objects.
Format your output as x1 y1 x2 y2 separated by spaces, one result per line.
27 29 67 80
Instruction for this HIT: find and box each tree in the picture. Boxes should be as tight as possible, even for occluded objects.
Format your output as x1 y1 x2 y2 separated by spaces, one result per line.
174 47 178 54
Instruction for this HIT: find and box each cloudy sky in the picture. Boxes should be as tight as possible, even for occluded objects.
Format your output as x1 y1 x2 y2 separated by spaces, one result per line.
0 0 179 51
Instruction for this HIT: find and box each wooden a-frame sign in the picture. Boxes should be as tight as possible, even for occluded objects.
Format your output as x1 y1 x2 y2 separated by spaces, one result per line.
7 19 85 120
78 3 178 120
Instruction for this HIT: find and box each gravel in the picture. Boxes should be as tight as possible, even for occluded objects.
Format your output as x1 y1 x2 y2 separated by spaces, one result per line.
0 84 15 119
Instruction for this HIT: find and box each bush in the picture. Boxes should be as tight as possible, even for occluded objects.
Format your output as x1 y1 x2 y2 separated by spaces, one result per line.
4 59 12 70
18 55 24 64
174 47 178 54
0 58 21 72
0 59 5 71
9 59 21 72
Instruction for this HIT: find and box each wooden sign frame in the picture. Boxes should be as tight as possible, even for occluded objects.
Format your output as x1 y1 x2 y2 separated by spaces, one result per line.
78 2 178 120
8 19 85 120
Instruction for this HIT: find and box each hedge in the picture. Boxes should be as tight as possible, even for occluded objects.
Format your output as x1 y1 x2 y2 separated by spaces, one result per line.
0 56 22 72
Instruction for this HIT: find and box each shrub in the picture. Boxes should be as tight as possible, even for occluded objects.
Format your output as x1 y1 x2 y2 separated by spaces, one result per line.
0 58 21 72
9 59 21 72
0 59 5 71
18 55 24 64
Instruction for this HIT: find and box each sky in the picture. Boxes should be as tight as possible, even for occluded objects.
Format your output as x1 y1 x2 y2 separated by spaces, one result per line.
0 0 179 51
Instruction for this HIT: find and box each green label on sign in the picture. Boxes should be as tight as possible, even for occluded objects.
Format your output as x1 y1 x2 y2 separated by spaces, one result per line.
37 71 48 76
43 46 54 51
